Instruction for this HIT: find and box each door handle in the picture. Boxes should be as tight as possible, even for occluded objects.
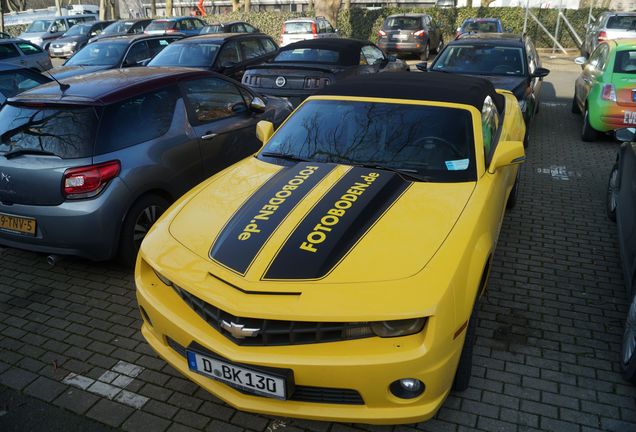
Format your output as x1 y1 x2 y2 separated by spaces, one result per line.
201 133 217 140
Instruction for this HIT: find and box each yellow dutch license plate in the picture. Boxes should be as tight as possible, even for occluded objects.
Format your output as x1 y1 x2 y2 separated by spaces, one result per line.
0 213 36 235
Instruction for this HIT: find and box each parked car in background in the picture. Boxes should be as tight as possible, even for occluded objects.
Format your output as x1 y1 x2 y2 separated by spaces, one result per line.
148 33 278 82
50 34 181 80
145 17 206 36
606 128 636 384
19 15 96 49
0 39 52 71
280 17 338 46
49 20 114 58
377 13 443 61
243 38 408 107
89 18 152 44
0 67 292 265
201 21 259 34
572 39 636 141
0 63 51 106
582 12 636 56
456 18 504 39
427 33 549 146
135 72 526 424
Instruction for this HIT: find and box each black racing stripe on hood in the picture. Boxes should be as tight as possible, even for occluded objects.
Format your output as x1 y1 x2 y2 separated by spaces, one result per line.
209 163 335 275
262 167 411 281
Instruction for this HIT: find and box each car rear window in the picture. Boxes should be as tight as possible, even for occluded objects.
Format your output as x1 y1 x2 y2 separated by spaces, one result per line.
0 71 49 98
261 99 475 182
461 20 499 32
148 42 221 67
0 104 98 158
614 50 636 73
274 48 339 63
146 20 175 31
433 45 525 76
384 17 421 30
283 22 313 34
606 15 636 29
103 21 134 35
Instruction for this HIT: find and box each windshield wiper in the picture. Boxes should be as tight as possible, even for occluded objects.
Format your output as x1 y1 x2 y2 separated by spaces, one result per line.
260 151 307 162
4 149 57 159
351 163 432 182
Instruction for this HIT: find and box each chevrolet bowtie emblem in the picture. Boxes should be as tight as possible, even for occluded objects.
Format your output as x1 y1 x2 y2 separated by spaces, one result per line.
220 320 260 339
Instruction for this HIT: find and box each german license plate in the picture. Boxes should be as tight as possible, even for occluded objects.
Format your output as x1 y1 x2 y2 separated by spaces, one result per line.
186 350 287 399
393 34 408 41
0 212 36 235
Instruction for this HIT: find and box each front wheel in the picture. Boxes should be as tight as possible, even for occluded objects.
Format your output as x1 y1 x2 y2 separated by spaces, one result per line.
118 194 169 267
571 93 581 114
622 290 636 384
581 108 598 142
607 163 619 222
453 300 479 391
420 43 430 61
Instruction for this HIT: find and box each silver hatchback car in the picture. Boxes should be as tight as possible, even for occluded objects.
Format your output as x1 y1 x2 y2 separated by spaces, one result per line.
0 67 291 265
0 39 52 71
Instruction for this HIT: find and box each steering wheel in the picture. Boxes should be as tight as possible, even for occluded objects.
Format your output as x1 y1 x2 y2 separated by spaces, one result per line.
412 136 465 159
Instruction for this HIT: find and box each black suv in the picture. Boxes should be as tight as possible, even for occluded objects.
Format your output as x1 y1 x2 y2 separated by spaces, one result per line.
377 13 443 60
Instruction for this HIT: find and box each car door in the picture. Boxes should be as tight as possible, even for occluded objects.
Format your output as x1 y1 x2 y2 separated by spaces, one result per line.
214 40 244 81
121 40 151 67
576 44 609 108
15 41 49 70
0 43 23 68
180 76 262 179
618 144 636 293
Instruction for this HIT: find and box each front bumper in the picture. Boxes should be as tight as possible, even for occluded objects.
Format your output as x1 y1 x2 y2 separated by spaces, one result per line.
49 45 77 58
135 256 462 424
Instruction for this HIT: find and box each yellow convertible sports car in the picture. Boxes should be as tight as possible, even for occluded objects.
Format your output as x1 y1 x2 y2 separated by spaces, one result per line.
135 72 526 424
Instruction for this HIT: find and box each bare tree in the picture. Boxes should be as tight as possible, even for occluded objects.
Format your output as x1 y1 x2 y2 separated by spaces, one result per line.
232 0 240 12
6 0 27 13
151 0 156 17
99 0 106 20
166 0 173 16
245 0 251 11
54 0 61 15
0 0 4 33
343 0 350 10
313 0 340 28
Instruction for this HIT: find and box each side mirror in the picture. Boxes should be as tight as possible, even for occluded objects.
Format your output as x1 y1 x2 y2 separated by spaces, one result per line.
574 56 587 66
256 120 274 144
415 61 427 72
616 128 636 142
250 96 267 113
488 140 525 174
531 67 550 78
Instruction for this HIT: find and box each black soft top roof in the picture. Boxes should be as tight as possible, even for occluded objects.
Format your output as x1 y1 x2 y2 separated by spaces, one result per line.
280 38 368 66
315 72 505 112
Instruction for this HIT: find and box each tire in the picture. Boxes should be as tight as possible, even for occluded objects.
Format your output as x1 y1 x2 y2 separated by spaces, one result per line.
118 194 170 267
435 37 444 54
607 163 619 222
453 299 479 391
571 94 581 114
581 107 598 142
507 169 520 210
420 43 430 61
622 290 636 384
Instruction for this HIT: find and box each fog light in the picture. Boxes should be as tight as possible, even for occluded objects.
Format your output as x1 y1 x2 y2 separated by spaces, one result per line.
390 378 425 399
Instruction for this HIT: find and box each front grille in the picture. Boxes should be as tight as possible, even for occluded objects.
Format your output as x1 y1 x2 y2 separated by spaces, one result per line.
172 285 374 346
166 336 364 405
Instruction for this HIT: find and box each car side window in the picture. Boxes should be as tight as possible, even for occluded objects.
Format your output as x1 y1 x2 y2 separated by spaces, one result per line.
53 19 68 32
260 38 277 53
481 96 500 164
16 42 42 55
525 42 536 74
245 24 257 33
0 44 20 60
147 38 173 57
124 41 150 66
192 19 204 29
234 23 247 33
361 45 385 65
216 41 241 66
96 86 179 154
131 22 145 33
182 77 247 124
240 38 266 59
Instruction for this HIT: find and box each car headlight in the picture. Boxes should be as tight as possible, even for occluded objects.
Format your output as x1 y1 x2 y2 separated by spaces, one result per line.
69 41 78 47
370 318 427 337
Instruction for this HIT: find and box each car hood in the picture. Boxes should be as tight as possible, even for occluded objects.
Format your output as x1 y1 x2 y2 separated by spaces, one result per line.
168 159 475 285
50 65 111 80
481 75 527 99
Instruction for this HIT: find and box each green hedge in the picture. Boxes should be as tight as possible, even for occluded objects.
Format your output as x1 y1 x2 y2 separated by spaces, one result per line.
4 7 608 48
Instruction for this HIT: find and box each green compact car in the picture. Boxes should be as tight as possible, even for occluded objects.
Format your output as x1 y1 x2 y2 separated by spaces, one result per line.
573 39 636 141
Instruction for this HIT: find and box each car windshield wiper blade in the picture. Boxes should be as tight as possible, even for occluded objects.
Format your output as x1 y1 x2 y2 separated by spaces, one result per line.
352 163 432 182
260 151 307 162
4 149 57 159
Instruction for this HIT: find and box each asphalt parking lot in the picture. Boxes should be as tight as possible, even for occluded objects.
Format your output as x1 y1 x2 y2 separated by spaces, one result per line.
2 56 636 432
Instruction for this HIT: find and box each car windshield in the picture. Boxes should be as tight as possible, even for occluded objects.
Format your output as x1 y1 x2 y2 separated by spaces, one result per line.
461 20 499 32
0 71 49 98
0 104 98 158
260 99 475 182
65 42 126 66
433 45 525 76
606 15 636 30
63 24 90 37
283 22 313 34
25 20 53 33
146 21 175 31
148 42 220 67
274 48 340 63
103 21 134 34
384 17 420 30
